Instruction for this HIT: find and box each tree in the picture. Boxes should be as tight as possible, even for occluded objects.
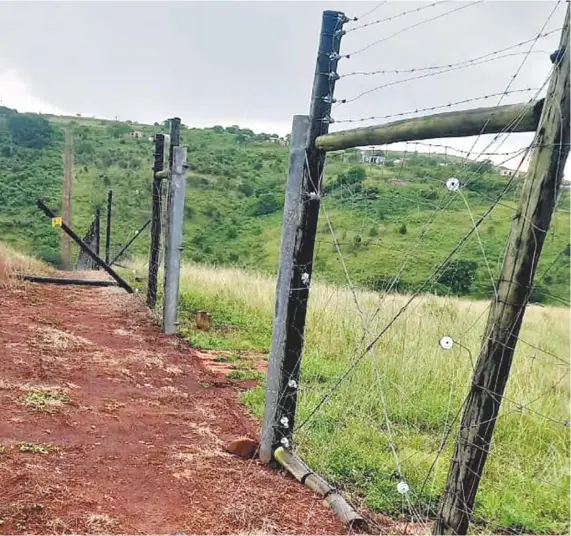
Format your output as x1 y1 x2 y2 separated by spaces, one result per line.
8 114 55 149
106 122 131 139
437 259 479 294
254 193 280 216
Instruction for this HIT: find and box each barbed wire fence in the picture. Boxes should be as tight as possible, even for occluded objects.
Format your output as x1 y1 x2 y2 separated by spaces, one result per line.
258 2 569 535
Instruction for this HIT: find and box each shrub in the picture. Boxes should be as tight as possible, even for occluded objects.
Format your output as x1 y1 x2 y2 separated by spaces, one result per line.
254 193 280 216
399 224 407 235
437 259 479 294
8 114 55 149
238 182 254 197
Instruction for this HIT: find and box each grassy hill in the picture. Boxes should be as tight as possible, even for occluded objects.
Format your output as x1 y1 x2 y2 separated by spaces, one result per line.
0 107 569 304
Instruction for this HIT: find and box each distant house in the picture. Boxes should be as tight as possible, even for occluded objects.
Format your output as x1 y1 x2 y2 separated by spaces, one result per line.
268 135 288 146
363 154 386 165
130 130 144 139
360 149 385 165
499 166 526 178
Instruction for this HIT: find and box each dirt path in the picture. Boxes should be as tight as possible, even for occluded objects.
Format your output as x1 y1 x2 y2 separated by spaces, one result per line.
0 278 345 534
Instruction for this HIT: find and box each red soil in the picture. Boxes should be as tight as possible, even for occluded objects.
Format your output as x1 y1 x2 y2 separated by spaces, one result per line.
0 277 347 534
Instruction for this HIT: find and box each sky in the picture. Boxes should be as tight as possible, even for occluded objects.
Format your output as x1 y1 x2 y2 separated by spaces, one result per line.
0 1 568 174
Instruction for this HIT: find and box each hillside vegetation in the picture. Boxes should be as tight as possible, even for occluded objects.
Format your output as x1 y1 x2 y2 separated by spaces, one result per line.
0 107 569 303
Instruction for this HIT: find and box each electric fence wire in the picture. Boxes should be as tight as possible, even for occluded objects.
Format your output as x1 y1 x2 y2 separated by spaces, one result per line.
295 42 561 433
340 29 561 77
345 0 484 57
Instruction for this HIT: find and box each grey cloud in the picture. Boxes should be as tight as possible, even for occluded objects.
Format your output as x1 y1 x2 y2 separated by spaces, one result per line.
0 0 565 164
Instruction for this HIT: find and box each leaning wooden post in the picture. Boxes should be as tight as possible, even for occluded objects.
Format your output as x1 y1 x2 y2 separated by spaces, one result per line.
147 133 166 308
260 10 348 464
36 200 134 294
434 9 569 535
163 146 188 335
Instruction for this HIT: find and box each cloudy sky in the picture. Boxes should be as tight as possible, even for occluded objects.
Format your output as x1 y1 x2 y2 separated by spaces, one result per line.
0 1 567 172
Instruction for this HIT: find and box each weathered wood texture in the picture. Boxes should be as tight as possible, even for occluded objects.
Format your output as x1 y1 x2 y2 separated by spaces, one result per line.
261 11 347 464
37 200 134 294
434 8 569 535
260 115 310 463
260 10 346 464
274 447 366 529
14 275 118 287
315 101 543 152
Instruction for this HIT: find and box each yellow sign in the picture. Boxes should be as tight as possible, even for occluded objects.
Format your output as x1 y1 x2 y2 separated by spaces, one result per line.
51 217 63 228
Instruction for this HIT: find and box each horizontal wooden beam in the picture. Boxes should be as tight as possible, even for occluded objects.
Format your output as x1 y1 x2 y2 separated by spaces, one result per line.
315 100 544 152
14 274 119 287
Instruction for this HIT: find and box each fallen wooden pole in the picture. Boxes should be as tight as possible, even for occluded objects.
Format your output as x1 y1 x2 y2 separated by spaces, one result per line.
37 200 134 294
314 100 543 151
14 274 119 287
274 446 366 530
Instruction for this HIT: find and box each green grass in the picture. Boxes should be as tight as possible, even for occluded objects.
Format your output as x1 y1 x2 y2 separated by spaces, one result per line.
17 442 57 454
21 388 70 412
130 260 570 534
1 106 568 304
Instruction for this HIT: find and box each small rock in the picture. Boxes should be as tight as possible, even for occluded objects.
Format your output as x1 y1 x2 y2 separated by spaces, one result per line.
224 437 259 459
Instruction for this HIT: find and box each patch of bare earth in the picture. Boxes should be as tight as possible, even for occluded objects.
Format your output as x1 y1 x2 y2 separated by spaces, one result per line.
0 272 348 534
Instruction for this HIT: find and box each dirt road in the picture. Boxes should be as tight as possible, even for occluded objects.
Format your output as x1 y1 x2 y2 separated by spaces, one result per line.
0 278 345 534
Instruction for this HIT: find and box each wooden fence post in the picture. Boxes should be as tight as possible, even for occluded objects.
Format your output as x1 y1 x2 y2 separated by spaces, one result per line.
260 114 310 463
259 10 347 464
147 133 166 308
434 8 569 534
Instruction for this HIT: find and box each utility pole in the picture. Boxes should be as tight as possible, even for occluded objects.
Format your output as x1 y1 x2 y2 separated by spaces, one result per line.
147 134 166 308
260 10 348 464
434 8 569 534
163 146 188 335
61 128 73 269
105 190 113 264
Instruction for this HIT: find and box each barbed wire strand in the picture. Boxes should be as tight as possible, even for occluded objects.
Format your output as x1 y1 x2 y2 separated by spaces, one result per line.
336 87 542 124
341 28 560 77
346 0 450 33
346 0 484 57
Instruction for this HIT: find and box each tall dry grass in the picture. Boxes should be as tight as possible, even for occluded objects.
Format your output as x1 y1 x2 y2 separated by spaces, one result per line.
0 242 54 286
